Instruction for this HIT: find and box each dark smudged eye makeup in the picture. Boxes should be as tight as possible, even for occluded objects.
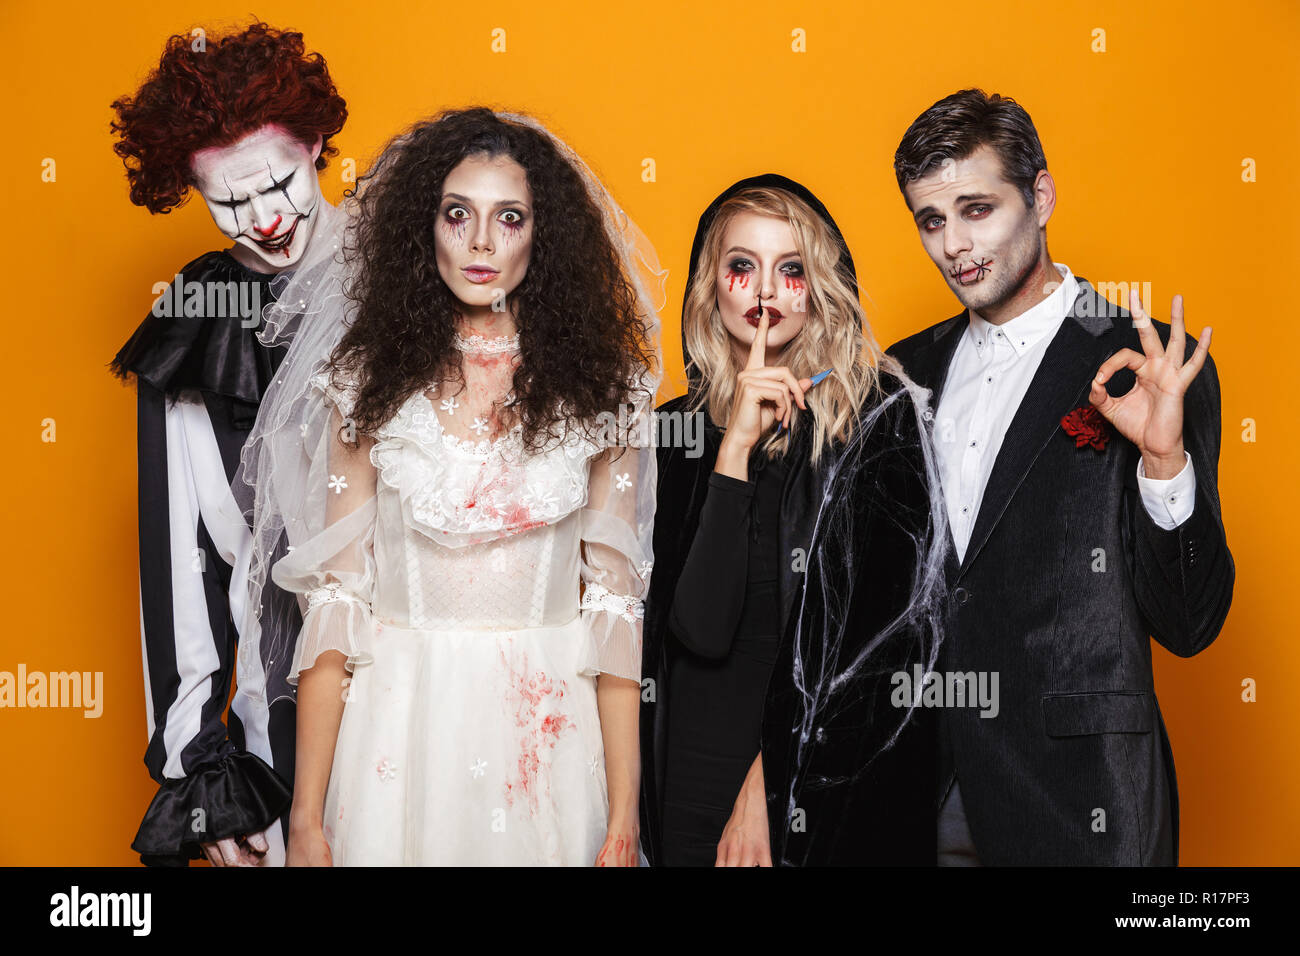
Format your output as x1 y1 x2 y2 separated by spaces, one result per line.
442 205 527 228
725 258 803 276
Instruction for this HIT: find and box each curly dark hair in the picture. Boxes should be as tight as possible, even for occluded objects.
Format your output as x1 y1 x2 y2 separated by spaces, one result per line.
330 107 656 456
109 20 348 213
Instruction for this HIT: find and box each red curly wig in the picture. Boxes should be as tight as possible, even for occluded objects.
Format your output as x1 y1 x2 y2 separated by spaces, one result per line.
110 20 348 214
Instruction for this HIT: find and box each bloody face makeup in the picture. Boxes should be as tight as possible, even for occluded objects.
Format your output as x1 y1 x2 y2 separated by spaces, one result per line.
190 124 325 272
434 153 534 332
715 212 808 365
904 144 1052 321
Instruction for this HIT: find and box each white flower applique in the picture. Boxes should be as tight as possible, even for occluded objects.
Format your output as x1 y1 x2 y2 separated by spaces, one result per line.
376 757 398 782
328 474 348 494
522 482 558 511
580 581 645 625
470 416 490 436
470 759 487 779
440 396 461 415
411 409 439 435
614 472 632 492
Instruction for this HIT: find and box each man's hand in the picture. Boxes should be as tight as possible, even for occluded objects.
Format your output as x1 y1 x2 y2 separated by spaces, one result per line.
200 829 270 867
1090 291 1211 479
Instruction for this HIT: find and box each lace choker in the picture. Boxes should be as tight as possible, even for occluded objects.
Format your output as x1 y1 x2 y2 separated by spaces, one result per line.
453 330 520 354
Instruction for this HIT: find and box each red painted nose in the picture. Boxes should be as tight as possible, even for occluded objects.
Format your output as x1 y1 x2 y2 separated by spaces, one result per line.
255 214 283 237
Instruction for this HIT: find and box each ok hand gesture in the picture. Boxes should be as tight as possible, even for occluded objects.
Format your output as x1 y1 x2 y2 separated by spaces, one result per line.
1089 291 1211 479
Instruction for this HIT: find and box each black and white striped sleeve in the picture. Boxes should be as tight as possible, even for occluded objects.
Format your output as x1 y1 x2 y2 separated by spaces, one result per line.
131 380 291 865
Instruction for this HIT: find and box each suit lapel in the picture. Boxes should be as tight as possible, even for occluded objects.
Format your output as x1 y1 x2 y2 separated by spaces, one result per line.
916 313 968 401
901 312 967 583
955 279 1114 578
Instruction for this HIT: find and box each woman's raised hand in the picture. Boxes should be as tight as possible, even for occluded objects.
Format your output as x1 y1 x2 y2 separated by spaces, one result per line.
722 312 812 454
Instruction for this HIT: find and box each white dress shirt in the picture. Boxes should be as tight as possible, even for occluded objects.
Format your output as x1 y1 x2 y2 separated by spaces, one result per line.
934 262 1196 564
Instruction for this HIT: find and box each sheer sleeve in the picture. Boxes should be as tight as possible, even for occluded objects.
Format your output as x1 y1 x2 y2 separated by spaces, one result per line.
577 380 657 682
269 372 379 686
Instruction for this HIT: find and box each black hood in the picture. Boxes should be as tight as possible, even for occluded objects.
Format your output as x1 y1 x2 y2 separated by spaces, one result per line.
682 173 859 395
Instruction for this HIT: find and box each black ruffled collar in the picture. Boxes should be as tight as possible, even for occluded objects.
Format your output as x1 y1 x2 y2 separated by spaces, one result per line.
110 249 286 405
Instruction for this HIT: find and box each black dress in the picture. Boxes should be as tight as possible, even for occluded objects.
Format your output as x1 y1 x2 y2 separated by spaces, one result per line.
660 447 789 866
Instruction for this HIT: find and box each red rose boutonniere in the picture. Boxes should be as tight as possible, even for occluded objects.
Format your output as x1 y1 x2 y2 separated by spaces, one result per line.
1060 404 1110 451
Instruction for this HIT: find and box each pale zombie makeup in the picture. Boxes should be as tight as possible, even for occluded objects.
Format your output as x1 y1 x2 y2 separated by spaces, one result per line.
905 144 1048 317
715 212 809 364
190 124 324 271
434 153 534 328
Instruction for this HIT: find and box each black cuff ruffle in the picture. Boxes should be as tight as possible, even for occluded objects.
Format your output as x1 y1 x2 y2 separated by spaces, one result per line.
132 751 292 865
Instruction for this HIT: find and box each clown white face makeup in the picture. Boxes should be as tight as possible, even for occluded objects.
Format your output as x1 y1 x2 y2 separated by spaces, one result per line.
716 212 809 367
435 153 534 335
190 124 325 272
904 145 1055 324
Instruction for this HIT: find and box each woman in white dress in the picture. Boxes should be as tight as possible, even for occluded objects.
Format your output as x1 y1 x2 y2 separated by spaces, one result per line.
234 108 664 865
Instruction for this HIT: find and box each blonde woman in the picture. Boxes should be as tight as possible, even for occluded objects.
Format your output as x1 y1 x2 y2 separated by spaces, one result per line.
640 175 949 866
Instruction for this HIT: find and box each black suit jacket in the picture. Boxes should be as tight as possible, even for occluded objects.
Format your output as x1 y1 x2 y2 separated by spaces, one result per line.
886 277 1234 865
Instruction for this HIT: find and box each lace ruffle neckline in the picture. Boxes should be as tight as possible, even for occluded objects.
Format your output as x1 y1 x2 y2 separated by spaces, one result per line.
453 329 520 354
414 390 524 457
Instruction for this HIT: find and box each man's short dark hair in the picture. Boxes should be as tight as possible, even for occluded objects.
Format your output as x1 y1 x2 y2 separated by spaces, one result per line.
893 88 1047 208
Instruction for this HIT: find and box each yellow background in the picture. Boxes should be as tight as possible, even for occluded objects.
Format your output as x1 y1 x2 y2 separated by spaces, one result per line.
1 0 1296 864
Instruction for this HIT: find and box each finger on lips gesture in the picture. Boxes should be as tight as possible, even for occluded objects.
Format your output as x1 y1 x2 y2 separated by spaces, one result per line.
739 312 812 433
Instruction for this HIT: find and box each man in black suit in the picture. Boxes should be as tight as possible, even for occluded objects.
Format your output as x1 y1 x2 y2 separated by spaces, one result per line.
885 89 1234 865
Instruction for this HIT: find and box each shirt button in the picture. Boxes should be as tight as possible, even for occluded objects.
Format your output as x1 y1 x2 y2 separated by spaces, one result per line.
954 587 970 605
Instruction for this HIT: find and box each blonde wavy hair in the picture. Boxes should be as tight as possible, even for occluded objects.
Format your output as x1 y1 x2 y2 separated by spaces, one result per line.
683 187 892 466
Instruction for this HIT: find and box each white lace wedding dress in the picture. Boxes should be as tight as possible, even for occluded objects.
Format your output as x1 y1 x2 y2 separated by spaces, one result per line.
270 328 655 865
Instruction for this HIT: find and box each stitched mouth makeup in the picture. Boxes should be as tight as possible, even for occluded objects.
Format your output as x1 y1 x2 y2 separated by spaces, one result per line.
950 257 993 286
